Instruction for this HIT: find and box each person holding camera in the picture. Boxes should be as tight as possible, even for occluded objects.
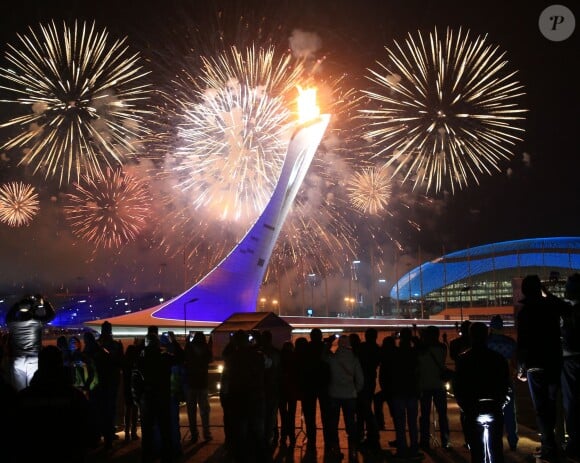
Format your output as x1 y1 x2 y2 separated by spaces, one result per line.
6 294 55 391
184 331 213 444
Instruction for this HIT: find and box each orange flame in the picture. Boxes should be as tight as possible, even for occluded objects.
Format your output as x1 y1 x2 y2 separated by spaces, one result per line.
297 86 320 124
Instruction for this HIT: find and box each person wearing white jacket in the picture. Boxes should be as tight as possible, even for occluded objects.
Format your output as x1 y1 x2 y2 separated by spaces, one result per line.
325 335 364 462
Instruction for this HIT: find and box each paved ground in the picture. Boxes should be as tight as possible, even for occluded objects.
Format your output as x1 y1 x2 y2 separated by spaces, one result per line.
87 381 560 463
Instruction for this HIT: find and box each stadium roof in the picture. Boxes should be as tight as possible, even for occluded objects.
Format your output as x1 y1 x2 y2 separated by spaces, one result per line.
390 237 580 300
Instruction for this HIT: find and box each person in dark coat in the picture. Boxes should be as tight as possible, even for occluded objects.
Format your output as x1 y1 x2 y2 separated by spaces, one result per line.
454 322 510 463
560 273 580 459
486 315 519 451
225 330 270 463
375 335 396 432
260 330 282 449
355 327 382 453
184 331 213 443
517 274 566 462
298 328 331 454
0 332 18 463
389 328 421 458
96 321 124 449
122 342 140 441
132 333 176 463
15 345 95 463
279 340 300 447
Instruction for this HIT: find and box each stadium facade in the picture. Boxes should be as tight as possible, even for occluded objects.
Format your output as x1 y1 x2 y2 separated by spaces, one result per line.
389 237 580 317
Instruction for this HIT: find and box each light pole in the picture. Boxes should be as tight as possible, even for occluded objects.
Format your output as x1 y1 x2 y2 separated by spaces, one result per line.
183 298 198 337
352 260 360 317
308 273 316 313
378 279 386 316
459 285 471 322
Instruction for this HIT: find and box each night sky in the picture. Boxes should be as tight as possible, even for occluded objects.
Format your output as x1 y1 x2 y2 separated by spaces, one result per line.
0 0 578 310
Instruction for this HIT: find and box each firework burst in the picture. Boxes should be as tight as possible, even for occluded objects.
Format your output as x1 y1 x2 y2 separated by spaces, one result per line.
150 37 364 279
271 169 359 280
347 164 393 215
64 168 152 249
0 181 39 227
361 27 526 193
0 20 152 184
166 45 303 222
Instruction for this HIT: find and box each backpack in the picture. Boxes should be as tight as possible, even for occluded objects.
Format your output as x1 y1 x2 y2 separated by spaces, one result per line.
73 359 99 392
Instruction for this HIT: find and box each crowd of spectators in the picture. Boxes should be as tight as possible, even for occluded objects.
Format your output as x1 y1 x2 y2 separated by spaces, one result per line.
0 272 578 463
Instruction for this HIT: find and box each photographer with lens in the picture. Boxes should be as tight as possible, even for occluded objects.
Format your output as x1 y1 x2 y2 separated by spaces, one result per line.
6 294 55 391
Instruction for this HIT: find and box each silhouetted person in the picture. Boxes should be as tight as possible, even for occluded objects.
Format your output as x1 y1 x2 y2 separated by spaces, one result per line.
260 329 282 449
184 331 213 443
355 327 381 453
122 342 140 441
0 332 17 463
160 331 185 458
225 330 270 463
561 273 580 459
15 345 95 463
132 333 175 463
417 325 450 449
82 330 103 446
517 274 566 462
279 340 300 447
390 327 421 458
450 319 472 447
454 322 510 463
487 315 519 451
96 320 124 450
6 294 55 391
375 335 396 432
299 327 331 455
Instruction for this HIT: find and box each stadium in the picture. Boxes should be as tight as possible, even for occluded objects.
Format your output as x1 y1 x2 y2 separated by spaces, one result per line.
388 236 580 320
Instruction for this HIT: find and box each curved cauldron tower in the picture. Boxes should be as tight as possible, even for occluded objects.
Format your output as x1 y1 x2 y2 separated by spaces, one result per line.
132 114 330 324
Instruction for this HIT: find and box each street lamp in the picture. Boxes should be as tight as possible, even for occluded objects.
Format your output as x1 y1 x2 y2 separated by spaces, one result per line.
272 299 279 315
344 296 355 316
